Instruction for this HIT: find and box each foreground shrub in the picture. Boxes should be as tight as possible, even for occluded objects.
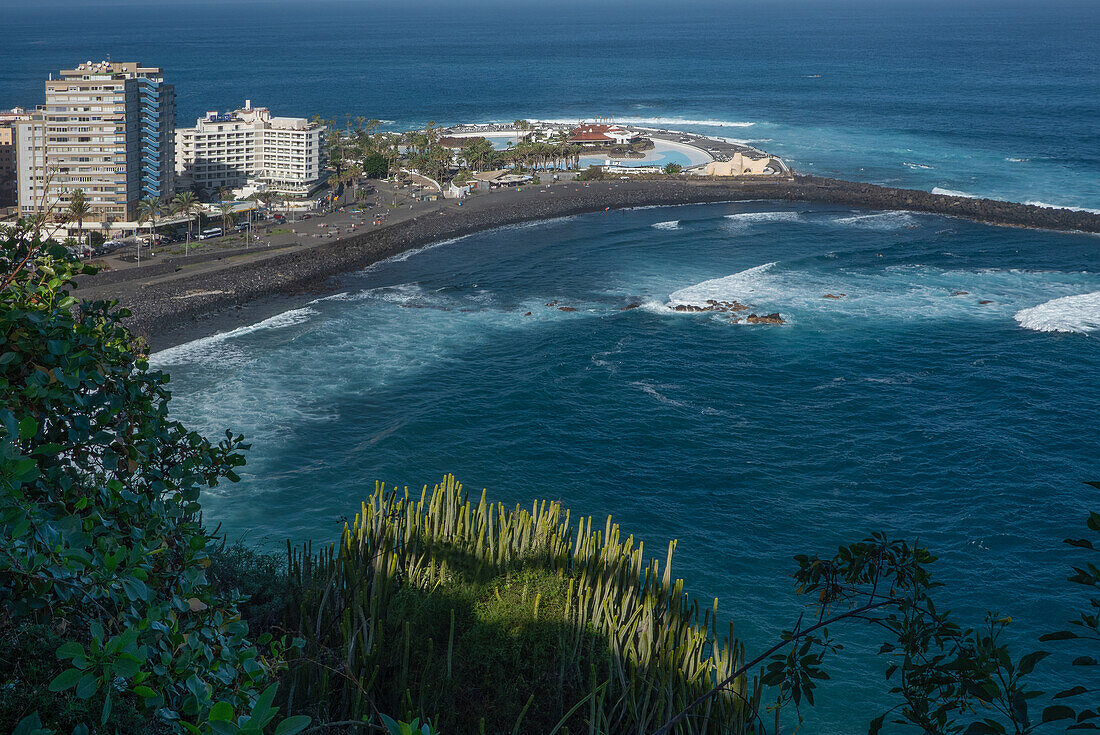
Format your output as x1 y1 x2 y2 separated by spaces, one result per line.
0 225 308 734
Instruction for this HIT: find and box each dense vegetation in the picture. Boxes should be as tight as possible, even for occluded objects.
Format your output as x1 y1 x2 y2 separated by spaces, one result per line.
1 223 1096 733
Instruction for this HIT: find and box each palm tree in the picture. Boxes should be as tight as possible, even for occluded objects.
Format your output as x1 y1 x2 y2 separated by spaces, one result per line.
67 188 90 247
171 191 201 255
217 202 235 233
136 196 163 265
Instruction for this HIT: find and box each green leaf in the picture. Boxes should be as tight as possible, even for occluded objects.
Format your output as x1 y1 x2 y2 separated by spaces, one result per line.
1072 656 1098 666
1039 631 1079 641
209 721 240 735
1044 706 1076 723
75 672 99 699
48 667 82 692
18 416 36 439
112 655 140 678
273 715 312 735
209 701 235 722
1018 650 1050 676
12 713 46 735
56 641 84 660
1055 686 1089 699
120 577 149 602
133 685 157 698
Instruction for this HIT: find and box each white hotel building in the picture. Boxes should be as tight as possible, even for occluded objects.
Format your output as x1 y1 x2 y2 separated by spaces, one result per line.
175 101 326 197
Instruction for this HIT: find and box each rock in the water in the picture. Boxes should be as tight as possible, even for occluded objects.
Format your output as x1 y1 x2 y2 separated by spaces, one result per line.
558 306 577 312
823 293 846 299
979 300 993 305
619 302 641 310
952 291 969 296
745 312 784 324
523 311 532 316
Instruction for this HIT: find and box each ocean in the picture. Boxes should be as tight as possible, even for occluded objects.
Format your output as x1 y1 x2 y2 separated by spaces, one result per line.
7 2 1098 731
151 202 1100 731
1 0 1098 209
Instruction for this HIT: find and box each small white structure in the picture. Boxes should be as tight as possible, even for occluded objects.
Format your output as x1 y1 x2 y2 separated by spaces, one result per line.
446 182 470 199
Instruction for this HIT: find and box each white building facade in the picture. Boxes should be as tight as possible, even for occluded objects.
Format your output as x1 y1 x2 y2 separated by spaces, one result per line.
175 102 326 198
16 61 175 223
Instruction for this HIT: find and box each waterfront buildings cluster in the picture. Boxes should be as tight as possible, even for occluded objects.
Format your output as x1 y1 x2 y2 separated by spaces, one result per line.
0 61 326 234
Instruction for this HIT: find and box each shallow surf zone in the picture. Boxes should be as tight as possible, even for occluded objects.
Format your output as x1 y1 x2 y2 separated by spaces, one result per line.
665 260 1100 329
1014 291 1100 334
149 307 319 367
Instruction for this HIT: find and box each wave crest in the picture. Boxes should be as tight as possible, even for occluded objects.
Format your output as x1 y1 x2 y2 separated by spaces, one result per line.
1014 291 1100 334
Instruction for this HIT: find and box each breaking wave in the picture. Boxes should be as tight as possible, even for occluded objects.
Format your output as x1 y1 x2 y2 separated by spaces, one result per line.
150 308 318 366
652 220 680 230
1014 291 1100 334
533 116 756 128
932 187 980 198
667 260 1100 327
1024 201 1100 215
831 211 918 229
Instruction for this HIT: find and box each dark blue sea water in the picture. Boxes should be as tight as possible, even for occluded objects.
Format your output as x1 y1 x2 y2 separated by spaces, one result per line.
8 2 1098 730
152 203 1100 731
1 0 1098 209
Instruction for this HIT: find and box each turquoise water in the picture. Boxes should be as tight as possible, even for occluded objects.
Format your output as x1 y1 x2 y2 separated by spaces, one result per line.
9 1 1098 728
1 0 1098 209
153 203 1100 731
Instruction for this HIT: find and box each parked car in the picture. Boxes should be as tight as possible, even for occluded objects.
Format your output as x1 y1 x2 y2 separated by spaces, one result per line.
300 214 312 220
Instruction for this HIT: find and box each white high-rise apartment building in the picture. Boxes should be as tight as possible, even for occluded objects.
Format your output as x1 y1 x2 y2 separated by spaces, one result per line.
175 101 326 197
17 60 174 223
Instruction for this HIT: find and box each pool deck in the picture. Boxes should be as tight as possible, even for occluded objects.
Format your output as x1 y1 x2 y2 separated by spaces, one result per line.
444 120 776 170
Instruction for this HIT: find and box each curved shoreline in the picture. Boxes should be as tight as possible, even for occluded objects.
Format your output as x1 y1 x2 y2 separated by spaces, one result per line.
76 176 1100 352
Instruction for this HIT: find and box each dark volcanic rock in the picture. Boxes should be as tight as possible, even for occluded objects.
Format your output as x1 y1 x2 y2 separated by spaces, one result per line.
745 313 785 324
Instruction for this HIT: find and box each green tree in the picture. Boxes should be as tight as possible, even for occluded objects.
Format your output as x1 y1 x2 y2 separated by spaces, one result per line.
0 224 309 734
361 152 389 179
67 189 90 248
135 197 163 265
664 162 683 175
171 191 201 255
217 202 235 233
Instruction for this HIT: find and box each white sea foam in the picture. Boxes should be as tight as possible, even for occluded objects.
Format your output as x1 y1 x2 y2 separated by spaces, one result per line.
724 211 802 228
932 187 980 198
668 263 779 307
1005 157 1030 163
666 261 1100 328
652 220 680 230
831 211 918 230
149 307 319 366
1024 200 1100 215
1014 291 1100 334
630 381 689 408
533 116 756 128
903 162 934 170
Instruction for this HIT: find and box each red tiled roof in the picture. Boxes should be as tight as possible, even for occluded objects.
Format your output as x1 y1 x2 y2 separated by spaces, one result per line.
569 131 614 142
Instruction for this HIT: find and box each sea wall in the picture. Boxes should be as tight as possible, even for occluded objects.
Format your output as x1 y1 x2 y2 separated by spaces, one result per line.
81 177 1099 349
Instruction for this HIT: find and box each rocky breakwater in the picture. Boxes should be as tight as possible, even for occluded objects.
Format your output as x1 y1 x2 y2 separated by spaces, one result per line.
87 175 1097 350
739 176 1100 232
